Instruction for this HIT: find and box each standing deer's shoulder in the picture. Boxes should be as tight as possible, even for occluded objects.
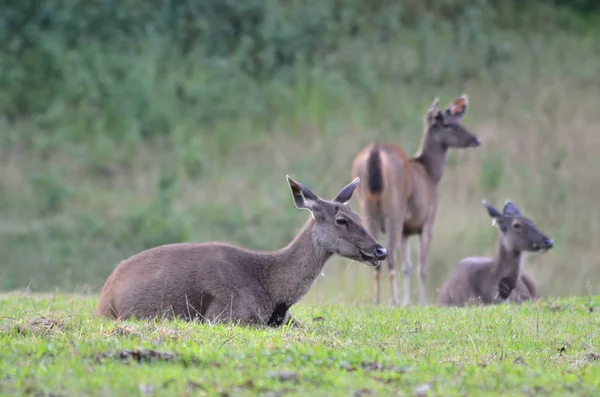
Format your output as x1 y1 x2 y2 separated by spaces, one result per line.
96 175 387 327
351 94 480 306
437 200 553 307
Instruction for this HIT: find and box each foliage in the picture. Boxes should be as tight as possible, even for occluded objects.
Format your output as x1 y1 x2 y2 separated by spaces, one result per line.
0 0 530 126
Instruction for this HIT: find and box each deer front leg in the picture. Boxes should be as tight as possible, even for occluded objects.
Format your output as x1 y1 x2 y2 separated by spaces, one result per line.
282 311 302 328
418 229 432 306
359 200 382 306
400 235 412 306
374 265 382 305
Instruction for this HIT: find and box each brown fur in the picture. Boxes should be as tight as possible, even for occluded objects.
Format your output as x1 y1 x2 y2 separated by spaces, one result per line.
96 176 386 326
509 271 539 302
438 201 552 307
351 95 480 306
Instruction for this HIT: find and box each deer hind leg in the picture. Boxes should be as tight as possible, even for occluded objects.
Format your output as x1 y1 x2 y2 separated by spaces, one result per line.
386 216 402 307
400 234 412 306
418 229 432 306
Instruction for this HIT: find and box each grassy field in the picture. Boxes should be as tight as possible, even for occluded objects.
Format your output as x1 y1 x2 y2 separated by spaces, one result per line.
1 293 599 396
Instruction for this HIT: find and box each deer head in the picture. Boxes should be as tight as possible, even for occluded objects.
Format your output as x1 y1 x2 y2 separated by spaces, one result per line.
483 200 554 253
286 176 387 266
424 95 480 148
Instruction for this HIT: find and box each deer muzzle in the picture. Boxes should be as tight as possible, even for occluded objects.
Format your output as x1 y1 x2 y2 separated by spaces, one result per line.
360 246 387 266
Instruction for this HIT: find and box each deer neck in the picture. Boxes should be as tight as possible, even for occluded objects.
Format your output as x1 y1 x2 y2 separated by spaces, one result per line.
491 234 522 284
262 218 332 305
415 132 448 185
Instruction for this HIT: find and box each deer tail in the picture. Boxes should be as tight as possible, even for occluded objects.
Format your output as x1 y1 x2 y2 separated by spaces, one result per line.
366 144 384 196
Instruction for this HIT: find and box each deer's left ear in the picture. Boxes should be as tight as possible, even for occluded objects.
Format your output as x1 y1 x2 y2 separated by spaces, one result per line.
425 96 440 125
445 94 468 119
333 177 360 205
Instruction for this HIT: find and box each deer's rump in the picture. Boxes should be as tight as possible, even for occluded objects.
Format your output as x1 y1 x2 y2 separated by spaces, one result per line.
95 243 268 322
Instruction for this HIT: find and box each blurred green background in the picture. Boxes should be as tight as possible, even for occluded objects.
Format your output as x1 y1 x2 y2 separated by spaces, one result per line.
1 0 599 304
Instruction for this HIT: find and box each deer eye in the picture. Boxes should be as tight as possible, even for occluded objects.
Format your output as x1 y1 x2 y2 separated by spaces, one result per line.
512 222 522 230
335 218 348 227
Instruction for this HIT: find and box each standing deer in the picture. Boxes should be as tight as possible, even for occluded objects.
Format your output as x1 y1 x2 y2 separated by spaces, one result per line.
351 95 480 306
437 200 553 306
96 176 387 326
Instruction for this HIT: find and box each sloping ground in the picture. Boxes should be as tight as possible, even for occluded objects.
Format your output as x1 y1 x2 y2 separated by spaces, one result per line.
0 293 598 396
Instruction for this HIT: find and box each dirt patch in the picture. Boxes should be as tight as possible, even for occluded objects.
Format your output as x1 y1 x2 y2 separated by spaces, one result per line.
584 353 600 361
513 357 526 365
352 389 374 396
23 387 61 397
187 380 206 392
341 361 410 373
108 324 140 338
93 349 202 367
414 383 432 396
7 316 70 336
105 324 186 341
546 303 568 312
267 371 299 383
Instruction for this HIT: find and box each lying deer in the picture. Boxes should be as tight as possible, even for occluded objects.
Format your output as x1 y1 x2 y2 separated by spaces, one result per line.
437 201 553 306
96 176 387 326
351 95 480 306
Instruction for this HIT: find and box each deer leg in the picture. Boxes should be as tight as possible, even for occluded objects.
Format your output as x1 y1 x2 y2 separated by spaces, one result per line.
371 224 382 306
370 223 381 305
418 229 432 306
359 200 382 306
387 218 401 307
374 266 382 305
400 234 412 306
283 311 302 328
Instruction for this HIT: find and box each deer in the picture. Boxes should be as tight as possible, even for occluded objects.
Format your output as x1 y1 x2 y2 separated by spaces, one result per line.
437 200 553 307
96 176 387 327
351 94 480 306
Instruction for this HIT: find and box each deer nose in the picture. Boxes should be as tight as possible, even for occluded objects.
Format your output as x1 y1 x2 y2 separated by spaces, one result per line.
374 247 387 260
543 238 554 249
470 137 481 147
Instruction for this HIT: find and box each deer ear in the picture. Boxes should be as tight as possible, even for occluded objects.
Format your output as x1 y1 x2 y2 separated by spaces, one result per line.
333 177 360 205
287 176 319 210
483 200 502 220
502 201 522 217
425 96 440 125
445 94 468 119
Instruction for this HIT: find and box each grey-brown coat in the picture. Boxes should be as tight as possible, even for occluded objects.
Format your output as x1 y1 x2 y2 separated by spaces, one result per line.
438 201 553 307
96 176 387 326
351 95 480 306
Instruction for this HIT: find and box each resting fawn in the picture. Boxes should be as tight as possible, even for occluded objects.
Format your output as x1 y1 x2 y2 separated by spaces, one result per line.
438 200 553 306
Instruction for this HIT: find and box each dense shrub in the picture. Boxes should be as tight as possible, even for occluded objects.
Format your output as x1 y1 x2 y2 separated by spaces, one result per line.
0 0 497 120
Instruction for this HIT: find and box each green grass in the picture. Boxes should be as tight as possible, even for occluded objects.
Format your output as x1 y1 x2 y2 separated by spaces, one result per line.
1 294 599 396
